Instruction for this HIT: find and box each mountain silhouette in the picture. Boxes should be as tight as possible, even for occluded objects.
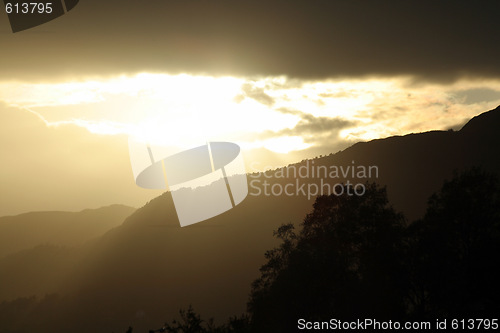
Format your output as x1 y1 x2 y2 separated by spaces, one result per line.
315 104 500 220
0 106 499 333
460 106 500 135
0 204 135 258
0 205 135 302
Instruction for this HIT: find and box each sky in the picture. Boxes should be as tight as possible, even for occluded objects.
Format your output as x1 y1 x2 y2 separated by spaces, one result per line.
1 0 500 216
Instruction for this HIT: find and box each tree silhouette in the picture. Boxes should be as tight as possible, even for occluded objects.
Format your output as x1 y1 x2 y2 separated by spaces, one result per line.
408 168 500 318
161 306 207 333
248 172 500 330
151 306 250 333
248 183 407 332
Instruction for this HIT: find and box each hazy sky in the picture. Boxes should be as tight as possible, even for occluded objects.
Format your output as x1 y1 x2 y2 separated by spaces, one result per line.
1 0 500 216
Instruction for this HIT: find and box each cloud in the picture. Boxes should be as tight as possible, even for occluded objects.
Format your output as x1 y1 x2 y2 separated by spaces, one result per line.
453 88 500 105
258 108 355 143
1 0 499 82
0 103 161 216
2 74 500 170
318 91 357 99
235 83 275 106
280 114 355 137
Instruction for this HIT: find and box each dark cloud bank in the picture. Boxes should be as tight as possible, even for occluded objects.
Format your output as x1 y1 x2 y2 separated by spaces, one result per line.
1 0 499 81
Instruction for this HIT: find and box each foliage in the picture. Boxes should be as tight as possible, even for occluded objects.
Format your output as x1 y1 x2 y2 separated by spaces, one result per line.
248 170 500 331
407 168 500 318
148 306 250 333
249 183 407 332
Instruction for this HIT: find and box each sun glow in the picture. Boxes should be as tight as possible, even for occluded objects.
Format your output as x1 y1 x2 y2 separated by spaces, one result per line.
259 136 312 154
1 74 500 156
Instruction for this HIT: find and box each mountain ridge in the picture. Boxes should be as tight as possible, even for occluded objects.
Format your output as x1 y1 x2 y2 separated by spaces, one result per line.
0 204 136 258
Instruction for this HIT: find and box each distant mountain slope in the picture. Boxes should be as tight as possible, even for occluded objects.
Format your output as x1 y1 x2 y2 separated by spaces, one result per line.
316 104 500 220
0 204 136 258
460 105 500 135
0 106 498 333
0 245 81 301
